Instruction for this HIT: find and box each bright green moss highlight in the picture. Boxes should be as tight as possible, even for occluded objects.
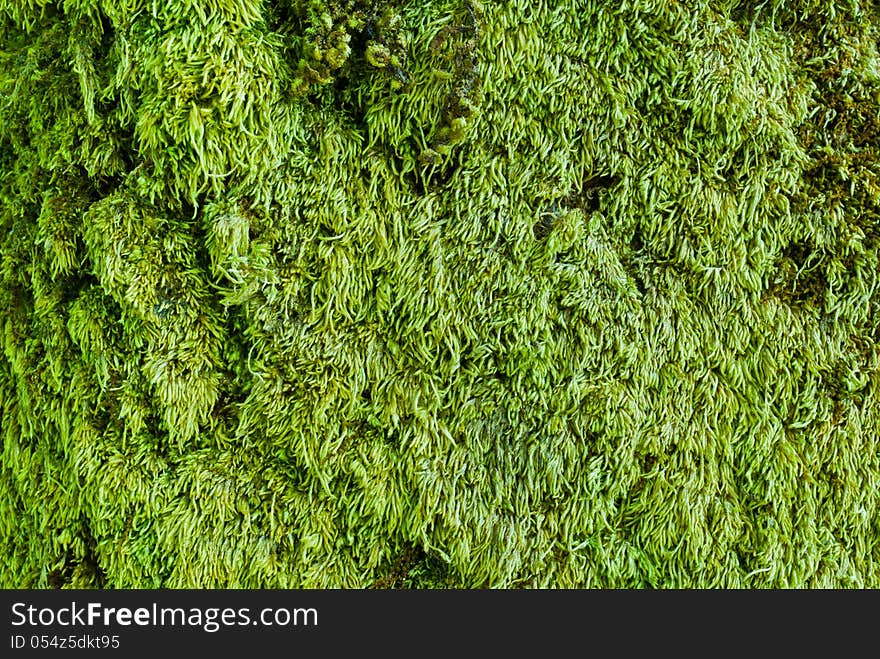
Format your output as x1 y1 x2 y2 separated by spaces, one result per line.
1 0 879 588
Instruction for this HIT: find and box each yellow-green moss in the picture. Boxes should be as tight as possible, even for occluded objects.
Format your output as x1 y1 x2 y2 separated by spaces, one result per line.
1 0 879 588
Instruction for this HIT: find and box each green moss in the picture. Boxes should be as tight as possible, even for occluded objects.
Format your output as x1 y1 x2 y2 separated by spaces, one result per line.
1 0 879 588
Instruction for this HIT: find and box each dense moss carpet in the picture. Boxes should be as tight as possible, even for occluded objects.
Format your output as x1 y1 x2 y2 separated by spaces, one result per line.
1 0 879 587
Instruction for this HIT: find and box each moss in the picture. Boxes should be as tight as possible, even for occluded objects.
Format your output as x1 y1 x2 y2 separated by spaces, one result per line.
1 0 879 588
